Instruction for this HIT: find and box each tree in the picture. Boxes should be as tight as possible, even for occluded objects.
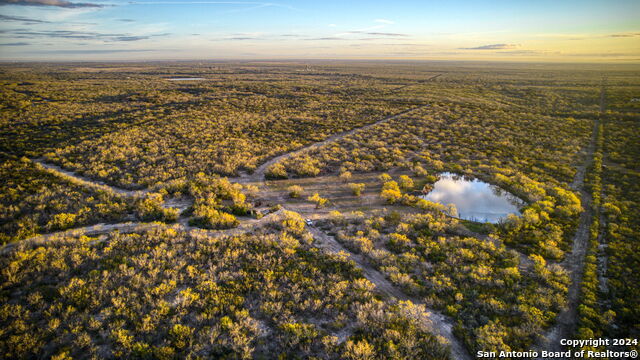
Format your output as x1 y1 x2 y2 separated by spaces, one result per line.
307 193 328 208
281 210 306 235
398 175 414 191
381 181 402 204
190 206 239 229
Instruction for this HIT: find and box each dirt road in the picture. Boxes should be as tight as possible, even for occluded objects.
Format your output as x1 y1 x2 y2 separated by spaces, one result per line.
33 158 147 197
232 105 429 183
307 226 472 360
534 119 598 356
0 209 286 256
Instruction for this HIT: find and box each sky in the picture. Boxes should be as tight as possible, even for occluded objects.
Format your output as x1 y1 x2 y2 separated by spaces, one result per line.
0 0 638 61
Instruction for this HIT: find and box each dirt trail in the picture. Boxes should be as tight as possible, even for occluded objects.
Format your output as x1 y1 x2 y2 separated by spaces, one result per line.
0 222 159 256
0 210 286 256
231 105 429 184
534 118 599 356
33 158 147 197
394 73 443 91
33 158 191 211
307 226 471 360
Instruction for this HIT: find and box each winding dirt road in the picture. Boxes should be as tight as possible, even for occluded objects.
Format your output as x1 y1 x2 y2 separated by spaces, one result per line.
232 105 430 183
307 226 472 360
33 158 147 197
1 210 286 256
394 73 443 91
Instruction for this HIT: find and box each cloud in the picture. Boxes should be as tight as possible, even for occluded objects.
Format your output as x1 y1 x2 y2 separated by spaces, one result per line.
117 18 136 22
460 43 518 50
26 49 159 54
374 19 394 24
306 37 345 41
124 1 297 12
606 33 640 38
0 42 30 45
6 29 170 42
365 32 408 37
346 31 408 37
0 0 103 8
498 50 555 56
113 36 150 41
564 52 634 57
0 14 50 23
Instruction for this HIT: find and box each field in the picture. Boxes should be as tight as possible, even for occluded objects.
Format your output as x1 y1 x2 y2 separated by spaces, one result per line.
1 61 639 359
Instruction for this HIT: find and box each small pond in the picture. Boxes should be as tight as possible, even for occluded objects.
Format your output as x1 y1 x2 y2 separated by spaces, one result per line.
166 77 206 81
421 172 523 223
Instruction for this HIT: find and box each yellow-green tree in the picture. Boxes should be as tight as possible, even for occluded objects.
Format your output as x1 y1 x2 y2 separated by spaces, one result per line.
307 193 328 208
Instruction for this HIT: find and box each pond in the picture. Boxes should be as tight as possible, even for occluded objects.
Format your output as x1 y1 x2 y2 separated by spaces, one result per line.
166 77 206 81
421 172 523 223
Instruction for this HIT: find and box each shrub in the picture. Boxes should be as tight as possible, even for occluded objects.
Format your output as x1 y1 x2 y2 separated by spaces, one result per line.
288 185 304 198
265 163 288 179
46 213 77 231
348 183 366 196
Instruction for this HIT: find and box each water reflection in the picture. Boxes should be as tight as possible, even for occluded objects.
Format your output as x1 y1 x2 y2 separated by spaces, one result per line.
421 172 523 223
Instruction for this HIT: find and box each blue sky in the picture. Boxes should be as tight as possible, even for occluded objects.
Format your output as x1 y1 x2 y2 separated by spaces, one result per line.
0 0 638 61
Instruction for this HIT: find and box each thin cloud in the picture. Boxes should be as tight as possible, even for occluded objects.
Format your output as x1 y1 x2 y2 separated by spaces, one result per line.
0 0 103 8
499 50 551 56
117 18 136 22
27 49 159 54
365 32 408 37
375 19 394 24
0 42 30 45
7 29 170 42
306 37 345 41
125 1 297 11
346 31 408 37
606 33 640 38
114 36 150 41
460 43 518 50
565 52 634 57
0 14 50 23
